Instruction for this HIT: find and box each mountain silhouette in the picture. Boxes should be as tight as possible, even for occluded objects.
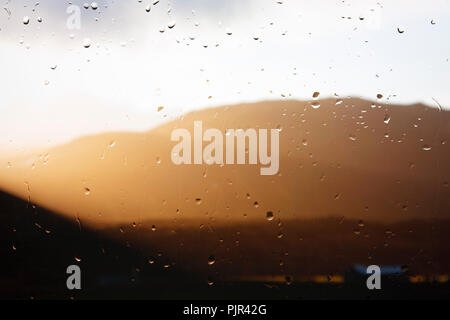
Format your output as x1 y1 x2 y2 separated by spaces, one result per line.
0 98 449 297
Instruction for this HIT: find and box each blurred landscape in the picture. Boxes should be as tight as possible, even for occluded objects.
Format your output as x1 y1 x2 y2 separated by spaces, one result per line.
0 98 449 299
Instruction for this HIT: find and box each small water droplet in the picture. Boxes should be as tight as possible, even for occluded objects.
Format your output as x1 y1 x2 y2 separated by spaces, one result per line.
167 21 176 29
91 2 98 10
311 101 320 109
23 16 30 25
195 198 202 205
84 187 90 195
266 211 274 221
83 38 91 48
207 255 215 265
312 91 320 99
422 144 432 151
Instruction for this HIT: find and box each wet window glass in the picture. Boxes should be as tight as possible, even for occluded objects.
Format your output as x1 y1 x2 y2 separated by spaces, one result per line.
0 0 449 301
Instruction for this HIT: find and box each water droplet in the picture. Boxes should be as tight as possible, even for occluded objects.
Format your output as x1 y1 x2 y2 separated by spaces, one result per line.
253 201 259 208
84 187 90 195
74 257 82 262
376 93 383 100
83 38 91 48
195 198 202 205
207 255 215 265
311 101 320 109
422 144 432 151
225 28 232 35
383 114 391 124
167 21 176 29
91 2 98 10
151 225 156 231
397 27 404 33
23 16 30 25
431 19 436 25
37 17 42 23
312 91 320 99
157 106 164 112
348 134 357 141
145 5 151 12
266 211 274 221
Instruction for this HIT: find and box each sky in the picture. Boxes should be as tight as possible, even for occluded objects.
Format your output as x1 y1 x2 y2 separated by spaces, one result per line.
1 0 449 150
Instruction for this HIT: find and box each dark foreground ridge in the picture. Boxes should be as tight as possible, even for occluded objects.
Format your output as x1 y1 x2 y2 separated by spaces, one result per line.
0 190 449 299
